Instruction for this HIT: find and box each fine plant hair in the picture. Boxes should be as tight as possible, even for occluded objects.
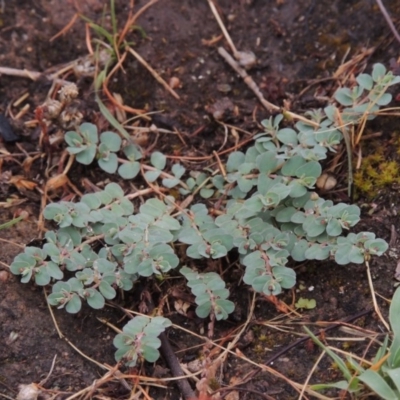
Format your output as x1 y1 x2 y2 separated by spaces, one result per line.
10 63 399 367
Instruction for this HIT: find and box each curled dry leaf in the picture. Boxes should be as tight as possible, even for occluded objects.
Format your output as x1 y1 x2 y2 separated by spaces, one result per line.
9 175 37 191
174 299 191 316
132 131 149 147
112 92 127 123
45 174 69 192
16 383 40 400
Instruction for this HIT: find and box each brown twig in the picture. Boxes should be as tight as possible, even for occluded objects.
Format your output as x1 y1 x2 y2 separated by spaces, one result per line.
217 47 319 127
0 66 72 86
116 293 197 400
158 332 197 400
218 47 278 113
207 0 238 57
263 308 373 367
375 0 400 44
126 46 180 100
214 386 275 400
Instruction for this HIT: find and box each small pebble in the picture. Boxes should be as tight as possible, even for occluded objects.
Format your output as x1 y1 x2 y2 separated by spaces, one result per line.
0 114 19 142
316 173 337 191
217 83 232 93
169 76 181 89
329 297 338 308
0 270 9 282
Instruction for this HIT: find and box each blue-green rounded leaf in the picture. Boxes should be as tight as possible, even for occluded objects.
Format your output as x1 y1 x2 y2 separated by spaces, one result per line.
118 161 140 179
34 269 51 286
296 161 321 179
47 292 66 307
144 170 161 182
86 289 105 309
119 197 134 215
356 73 373 90
334 88 353 106
256 151 279 174
237 176 254 193
162 177 180 188
364 239 388 255
171 163 185 179
100 131 122 151
273 266 296 288
281 155 306 177
226 151 245 172
150 151 166 170
305 244 330 260
67 145 86 155
374 92 392 106
102 184 123 201
215 299 235 320
99 280 117 299
66 294 82 313
335 246 351 265
326 219 342 236
66 277 84 292
348 246 364 264
253 275 282 295
200 188 214 198
47 261 63 279
196 302 212 318
142 346 161 363
276 207 297 223
81 193 102 209
123 144 142 161
98 152 118 174
372 63 386 82
303 216 326 237
65 131 83 147
76 144 97 165
79 122 99 143
43 203 67 220
288 180 308 198
277 128 298 145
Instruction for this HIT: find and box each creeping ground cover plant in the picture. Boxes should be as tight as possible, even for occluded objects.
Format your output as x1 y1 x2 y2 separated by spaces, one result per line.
10 63 397 367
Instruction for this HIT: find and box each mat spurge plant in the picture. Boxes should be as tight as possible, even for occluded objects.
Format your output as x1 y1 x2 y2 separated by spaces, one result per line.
10 63 397 366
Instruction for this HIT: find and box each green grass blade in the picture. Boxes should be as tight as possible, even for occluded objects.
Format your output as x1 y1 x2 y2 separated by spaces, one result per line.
0 215 24 230
110 0 117 36
389 288 400 337
359 369 399 400
304 326 353 381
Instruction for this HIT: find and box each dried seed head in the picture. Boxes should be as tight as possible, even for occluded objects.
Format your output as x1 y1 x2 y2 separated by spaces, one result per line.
42 99 63 120
59 108 83 129
59 83 79 104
